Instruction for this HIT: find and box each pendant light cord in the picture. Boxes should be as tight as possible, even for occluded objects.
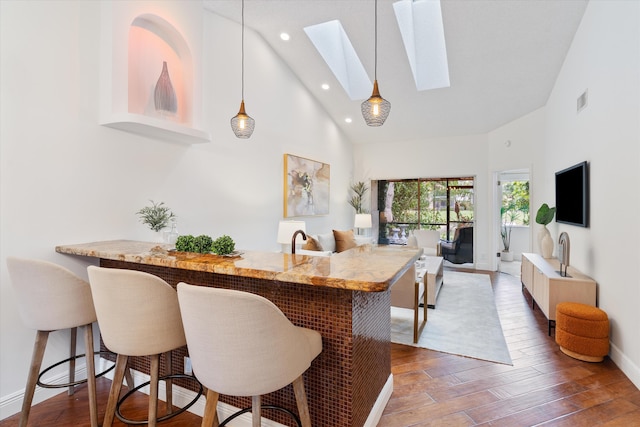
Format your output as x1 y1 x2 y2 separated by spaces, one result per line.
374 0 378 81
241 0 245 101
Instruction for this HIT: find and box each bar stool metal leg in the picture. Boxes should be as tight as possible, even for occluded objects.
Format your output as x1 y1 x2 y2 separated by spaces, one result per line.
68 327 77 396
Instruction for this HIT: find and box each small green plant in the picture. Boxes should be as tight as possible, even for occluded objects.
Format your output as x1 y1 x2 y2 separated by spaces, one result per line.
535 203 556 226
211 235 235 255
136 200 175 232
194 235 213 253
175 234 215 254
175 235 196 252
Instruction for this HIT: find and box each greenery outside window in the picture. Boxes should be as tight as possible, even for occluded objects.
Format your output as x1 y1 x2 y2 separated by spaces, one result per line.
376 177 474 244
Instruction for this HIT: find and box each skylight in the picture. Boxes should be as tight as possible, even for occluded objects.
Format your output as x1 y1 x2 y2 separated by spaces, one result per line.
304 20 372 101
393 0 450 91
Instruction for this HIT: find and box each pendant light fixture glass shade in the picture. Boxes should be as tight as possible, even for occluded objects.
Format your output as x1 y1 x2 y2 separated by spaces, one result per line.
230 0 255 138
362 0 390 126
361 80 391 126
231 100 255 138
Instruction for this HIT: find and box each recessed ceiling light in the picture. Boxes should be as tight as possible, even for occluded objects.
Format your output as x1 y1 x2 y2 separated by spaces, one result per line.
345 117 353 123
280 32 290 41
321 83 330 90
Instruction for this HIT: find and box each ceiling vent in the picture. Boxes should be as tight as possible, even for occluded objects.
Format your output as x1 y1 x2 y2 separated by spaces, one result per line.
577 89 588 113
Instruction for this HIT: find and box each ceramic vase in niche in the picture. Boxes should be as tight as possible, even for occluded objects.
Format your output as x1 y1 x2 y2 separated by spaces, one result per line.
539 226 554 258
154 61 177 116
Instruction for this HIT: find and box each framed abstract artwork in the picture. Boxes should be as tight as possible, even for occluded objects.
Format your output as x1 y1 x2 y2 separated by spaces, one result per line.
284 154 330 217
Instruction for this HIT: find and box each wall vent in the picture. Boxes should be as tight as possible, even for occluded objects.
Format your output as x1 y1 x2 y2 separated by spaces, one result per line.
577 89 588 113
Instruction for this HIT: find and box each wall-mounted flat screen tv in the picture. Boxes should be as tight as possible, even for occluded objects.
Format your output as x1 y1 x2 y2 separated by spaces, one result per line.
555 161 589 227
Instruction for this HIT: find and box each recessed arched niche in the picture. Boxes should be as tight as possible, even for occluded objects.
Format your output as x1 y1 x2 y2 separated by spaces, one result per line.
128 14 192 125
100 3 209 144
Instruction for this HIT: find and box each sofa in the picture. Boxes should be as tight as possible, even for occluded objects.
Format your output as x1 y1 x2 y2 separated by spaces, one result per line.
407 229 440 256
297 229 372 256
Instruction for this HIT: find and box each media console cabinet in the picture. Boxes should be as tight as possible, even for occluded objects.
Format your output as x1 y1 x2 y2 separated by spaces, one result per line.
521 253 597 335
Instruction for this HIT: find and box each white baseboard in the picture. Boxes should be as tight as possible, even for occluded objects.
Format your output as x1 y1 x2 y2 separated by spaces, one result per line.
609 341 640 390
0 364 89 420
364 374 394 427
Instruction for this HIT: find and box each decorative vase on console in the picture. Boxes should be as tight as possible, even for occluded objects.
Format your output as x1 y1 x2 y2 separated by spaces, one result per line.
539 226 554 258
535 203 556 258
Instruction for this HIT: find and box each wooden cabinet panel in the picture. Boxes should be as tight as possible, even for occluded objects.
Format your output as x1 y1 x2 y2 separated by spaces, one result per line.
521 253 597 335
521 257 534 294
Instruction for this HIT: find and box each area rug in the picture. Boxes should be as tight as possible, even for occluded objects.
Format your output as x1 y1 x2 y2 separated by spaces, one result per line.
391 271 513 365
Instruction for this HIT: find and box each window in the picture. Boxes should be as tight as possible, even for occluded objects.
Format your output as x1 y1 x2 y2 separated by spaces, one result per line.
376 177 474 244
501 180 529 226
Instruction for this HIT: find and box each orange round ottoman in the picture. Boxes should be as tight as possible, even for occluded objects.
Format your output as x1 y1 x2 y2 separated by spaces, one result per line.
555 302 609 362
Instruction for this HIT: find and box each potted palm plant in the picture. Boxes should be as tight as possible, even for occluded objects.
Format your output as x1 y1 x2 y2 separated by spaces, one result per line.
348 181 369 214
500 205 519 262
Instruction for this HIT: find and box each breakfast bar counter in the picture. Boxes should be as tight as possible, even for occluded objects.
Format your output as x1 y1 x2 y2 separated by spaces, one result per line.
56 240 421 427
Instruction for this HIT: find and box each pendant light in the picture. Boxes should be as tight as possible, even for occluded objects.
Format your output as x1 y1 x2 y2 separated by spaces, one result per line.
230 0 255 138
361 0 391 126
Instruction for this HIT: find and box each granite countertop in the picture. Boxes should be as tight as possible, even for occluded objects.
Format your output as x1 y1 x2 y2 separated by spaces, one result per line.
55 240 422 292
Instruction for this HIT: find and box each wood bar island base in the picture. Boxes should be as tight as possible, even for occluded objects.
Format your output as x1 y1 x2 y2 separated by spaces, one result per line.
56 240 422 427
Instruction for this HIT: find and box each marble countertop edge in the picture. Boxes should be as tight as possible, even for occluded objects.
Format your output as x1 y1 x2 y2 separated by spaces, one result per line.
55 240 422 292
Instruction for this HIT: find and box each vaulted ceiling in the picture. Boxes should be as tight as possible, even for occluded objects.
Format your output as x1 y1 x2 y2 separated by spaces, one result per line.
204 0 589 145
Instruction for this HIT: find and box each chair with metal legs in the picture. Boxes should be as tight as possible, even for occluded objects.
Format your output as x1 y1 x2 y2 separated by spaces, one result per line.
87 266 202 427
6 257 106 427
177 283 322 427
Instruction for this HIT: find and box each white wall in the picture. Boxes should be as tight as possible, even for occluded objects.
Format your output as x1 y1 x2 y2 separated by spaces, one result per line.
540 0 640 387
0 1 354 417
491 0 640 388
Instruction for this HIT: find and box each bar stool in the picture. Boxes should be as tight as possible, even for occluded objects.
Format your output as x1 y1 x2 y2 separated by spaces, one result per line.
6 257 103 427
176 283 322 427
87 266 202 427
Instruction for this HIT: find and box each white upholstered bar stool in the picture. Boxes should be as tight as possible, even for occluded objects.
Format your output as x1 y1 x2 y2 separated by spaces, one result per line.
6 257 100 427
87 266 202 427
176 283 322 427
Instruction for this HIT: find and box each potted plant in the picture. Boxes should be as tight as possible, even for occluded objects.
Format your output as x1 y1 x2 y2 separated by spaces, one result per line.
348 181 369 214
136 200 175 241
536 203 556 258
500 205 519 262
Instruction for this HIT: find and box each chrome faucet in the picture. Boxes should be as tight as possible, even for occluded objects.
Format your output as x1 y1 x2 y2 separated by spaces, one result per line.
291 230 307 254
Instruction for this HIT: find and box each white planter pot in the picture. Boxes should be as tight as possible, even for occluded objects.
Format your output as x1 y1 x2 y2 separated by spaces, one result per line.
539 226 554 258
501 251 514 262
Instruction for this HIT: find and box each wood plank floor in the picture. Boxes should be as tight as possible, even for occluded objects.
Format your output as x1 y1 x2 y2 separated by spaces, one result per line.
2 267 639 426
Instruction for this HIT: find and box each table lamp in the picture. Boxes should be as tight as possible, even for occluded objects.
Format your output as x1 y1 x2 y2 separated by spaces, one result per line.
277 220 306 253
354 213 372 236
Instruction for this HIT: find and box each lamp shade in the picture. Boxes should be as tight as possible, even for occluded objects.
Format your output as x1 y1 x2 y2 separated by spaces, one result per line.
277 220 306 244
230 100 255 138
361 80 391 126
354 213 372 229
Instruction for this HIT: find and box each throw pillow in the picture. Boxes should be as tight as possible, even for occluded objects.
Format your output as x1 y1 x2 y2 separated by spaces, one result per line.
316 232 336 252
333 229 357 253
302 235 322 251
